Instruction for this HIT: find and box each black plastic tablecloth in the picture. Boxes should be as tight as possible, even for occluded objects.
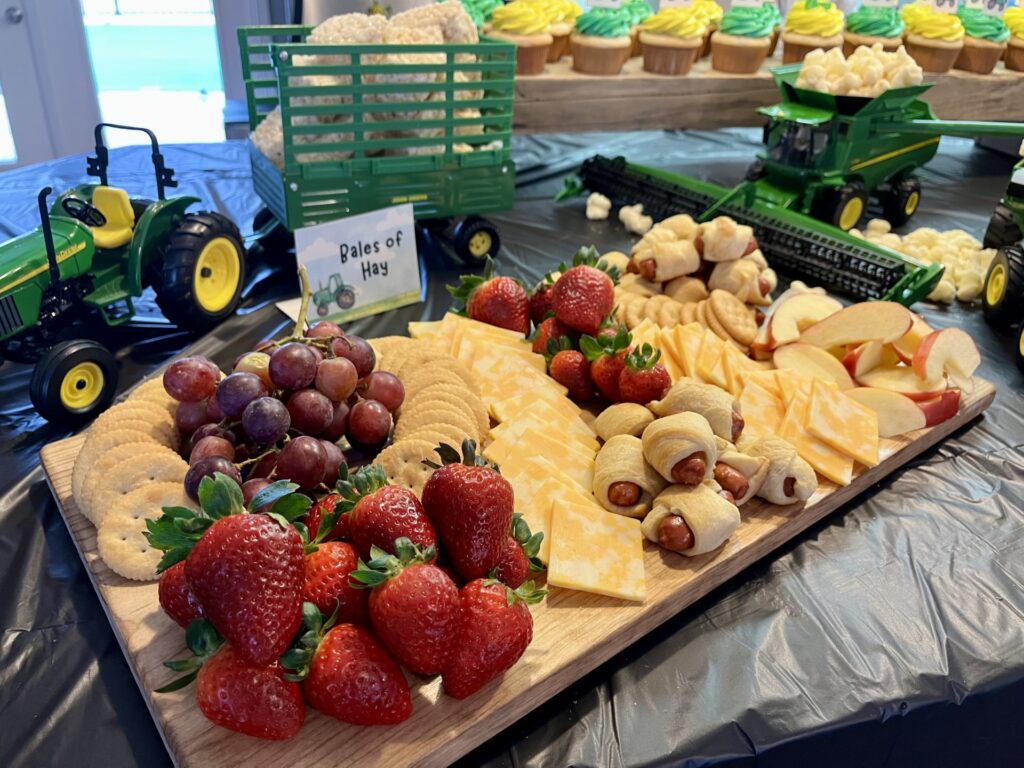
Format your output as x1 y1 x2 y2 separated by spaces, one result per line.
1 132 1022 768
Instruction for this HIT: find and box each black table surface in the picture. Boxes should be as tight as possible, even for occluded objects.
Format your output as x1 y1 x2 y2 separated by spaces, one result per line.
1 131 1022 768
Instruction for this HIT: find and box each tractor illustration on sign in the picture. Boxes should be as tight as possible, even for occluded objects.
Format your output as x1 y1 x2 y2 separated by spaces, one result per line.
0 124 247 423
312 274 357 316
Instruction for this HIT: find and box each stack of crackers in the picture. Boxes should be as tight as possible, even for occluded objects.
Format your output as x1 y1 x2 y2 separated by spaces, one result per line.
70 377 193 581
616 288 760 352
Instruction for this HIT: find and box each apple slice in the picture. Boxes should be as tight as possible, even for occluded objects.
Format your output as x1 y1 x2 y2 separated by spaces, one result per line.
774 342 855 390
892 313 935 364
841 340 883 379
912 328 981 391
798 301 914 349
845 387 926 438
768 293 843 348
917 389 961 428
855 366 947 402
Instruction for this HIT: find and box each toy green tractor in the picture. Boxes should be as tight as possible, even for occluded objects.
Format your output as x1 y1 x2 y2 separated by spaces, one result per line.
728 64 1024 231
312 274 356 316
0 124 247 423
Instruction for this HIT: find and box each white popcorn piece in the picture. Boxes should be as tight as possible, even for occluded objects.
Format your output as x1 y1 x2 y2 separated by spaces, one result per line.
586 192 612 221
619 203 654 235
928 279 956 304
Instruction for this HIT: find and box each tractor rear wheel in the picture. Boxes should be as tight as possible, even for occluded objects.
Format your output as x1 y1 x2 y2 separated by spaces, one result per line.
982 245 1024 329
882 177 922 227
813 182 868 231
30 339 117 424
452 216 500 265
983 204 1023 250
155 212 246 334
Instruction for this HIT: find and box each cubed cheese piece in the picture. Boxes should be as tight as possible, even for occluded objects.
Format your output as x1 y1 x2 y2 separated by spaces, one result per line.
807 380 880 467
738 380 786 437
778 390 853 486
548 502 646 602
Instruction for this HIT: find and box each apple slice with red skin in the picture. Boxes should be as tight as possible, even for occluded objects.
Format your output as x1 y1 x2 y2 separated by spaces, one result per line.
768 293 843 348
916 389 961 428
751 285 832 357
892 313 935 365
773 342 855 390
912 328 981 391
798 301 914 349
856 366 947 402
842 340 883 379
845 387 926 438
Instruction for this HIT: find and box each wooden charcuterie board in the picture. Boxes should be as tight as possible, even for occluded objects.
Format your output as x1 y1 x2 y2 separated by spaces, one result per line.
39 378 994 768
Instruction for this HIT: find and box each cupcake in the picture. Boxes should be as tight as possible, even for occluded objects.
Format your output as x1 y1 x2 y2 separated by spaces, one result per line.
488 2 554 75
900 1 964 73
571 7 633 75
693 0 724 57
549 0 584 61
843 2 905 57
782 0 845 64
711 4 774 73
639 5 707 75
1007 7 1024 72
954 4 1010 74
463 0 503 29
764 1 783 56
623 0 655 56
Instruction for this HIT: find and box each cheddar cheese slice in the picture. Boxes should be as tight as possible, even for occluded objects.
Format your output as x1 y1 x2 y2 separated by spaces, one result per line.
548 502 646 602
738 380 786 437
408 320 444 340
778 390 853 486
488 401 599 453
485 428 594 491
490 389 583 425
696 330 728 389
735 369 783 400
671 323 704 378
807 380 880 467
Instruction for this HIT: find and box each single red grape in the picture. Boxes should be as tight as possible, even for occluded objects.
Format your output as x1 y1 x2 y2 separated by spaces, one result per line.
241 478 272 508
242 396 291 445
305 320 344 339
190 423 236 450
190 436 236 465
215 372 268 420
320 440 346 486
287 389 333 436
356 371 405 413
315 357 358 402
330 335 375 378
163 357 220 403
276 436 327 490
322 401 351 443
175 400 213 435
347 400 393 446
234 351 273 390
184 457 241 501
269 342 319 390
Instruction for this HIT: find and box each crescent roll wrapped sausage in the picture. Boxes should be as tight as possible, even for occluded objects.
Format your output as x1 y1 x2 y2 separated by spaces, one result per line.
641 412 718 487
640 482 740 556
630 226 700 282
711 437 768 506
697 216 757 263
736 435 817 505
593 435 668 518
599 250 630 275
650 377 744 443
594 403 655 442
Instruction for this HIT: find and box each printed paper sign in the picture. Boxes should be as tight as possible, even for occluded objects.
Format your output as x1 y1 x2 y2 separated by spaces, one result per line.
589 0 623 9
928 0 958 14
660 0 693 7
863 0 897 9
294 204 423 325
731 0 765 8
976 0 1008 16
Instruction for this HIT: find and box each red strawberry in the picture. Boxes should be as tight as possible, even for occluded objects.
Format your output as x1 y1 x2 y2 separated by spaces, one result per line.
185 514 305 667
338 465 437 560
421 441 514 582
195 645 305 740
552 265 615 334
531 316 574 355
490 514 544 588
158 560 203 628
352 538 460 676
442 579 544 699
303 541 368 624
618 344 671 404
528 277 557 327
549 349 594 401
294 617 412 726
580 326 632 403
304 493 349 542
448 256 529 334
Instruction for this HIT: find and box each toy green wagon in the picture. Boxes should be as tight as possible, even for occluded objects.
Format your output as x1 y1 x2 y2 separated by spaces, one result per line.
238 25 516 264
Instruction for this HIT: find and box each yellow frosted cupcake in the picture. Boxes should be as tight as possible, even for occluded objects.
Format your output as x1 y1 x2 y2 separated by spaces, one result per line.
489 2 554 75
639 5 707 75
783 0 844 64
692 0 724 57
523 0 582 61
1007 7 1024 72
900 1 964 73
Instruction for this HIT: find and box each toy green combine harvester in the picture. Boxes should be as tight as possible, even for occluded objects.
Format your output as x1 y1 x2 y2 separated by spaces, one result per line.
562 64 1024 306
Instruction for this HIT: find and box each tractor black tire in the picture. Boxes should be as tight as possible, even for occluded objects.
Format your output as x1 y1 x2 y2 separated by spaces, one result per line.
30 339 118 424
983 204 1023 250
1017 324 1024 374
155 212 246 335
337 287 356 310
452 216 500 265
813 181 869 231
982 245 1024 329
881 176 922 227
252 207 293 258
316 303 329 317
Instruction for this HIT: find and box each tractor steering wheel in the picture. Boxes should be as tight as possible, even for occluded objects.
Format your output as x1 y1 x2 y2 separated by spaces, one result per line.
61 196 107 228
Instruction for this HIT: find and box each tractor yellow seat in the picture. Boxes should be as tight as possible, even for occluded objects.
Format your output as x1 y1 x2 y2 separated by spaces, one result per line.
90 186 135 250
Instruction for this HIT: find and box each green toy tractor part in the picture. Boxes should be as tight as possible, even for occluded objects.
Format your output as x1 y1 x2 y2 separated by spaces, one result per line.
732 65 1024 231
312 274 357 316
0 124 247 423
984 154 1024 250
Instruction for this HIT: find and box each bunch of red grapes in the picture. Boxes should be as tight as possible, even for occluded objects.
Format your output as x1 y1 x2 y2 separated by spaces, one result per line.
162 320 404 503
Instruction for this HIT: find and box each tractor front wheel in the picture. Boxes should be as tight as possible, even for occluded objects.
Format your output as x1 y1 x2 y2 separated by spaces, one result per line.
813 182 868 231
156 212 246 334
452 216 500 265
882 177 921 227
30 339 117 424
983 203 1023 250
983 245 1024 329
337 287 356 310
